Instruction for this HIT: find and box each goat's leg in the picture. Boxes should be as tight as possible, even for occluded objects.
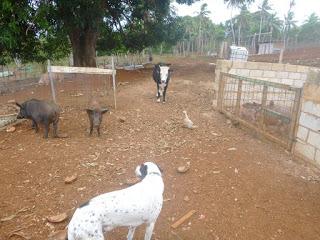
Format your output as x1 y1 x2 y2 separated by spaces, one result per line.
127 226 136 240
162 85 168 103
156 84 161 102
144 222 155 240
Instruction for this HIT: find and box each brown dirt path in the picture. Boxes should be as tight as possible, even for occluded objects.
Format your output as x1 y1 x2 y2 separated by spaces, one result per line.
1 57 320 240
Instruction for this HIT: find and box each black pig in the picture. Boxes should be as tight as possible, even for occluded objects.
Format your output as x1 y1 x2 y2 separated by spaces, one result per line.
16 99 60 138
86 98 108 136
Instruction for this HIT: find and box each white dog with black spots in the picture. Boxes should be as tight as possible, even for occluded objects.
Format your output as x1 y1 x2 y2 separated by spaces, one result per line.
67 162 164 240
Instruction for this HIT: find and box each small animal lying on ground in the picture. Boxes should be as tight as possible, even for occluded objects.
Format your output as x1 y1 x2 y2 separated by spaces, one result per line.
86 97 109 136
152 63 172 103
67 162 164 240
16 99 60 138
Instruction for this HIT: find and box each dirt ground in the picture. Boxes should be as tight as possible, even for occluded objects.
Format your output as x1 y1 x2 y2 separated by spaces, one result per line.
249 46 320 68
1 57 320 240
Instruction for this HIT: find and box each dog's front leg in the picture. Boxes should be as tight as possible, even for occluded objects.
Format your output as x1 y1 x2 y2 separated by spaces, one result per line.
144 222 155 240
127 226 136 240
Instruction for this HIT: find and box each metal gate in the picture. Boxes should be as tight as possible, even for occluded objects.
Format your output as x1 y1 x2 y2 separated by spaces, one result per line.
217 72 302 150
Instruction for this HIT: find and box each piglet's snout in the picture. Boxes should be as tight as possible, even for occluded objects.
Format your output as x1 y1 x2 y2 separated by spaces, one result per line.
92 112 102 127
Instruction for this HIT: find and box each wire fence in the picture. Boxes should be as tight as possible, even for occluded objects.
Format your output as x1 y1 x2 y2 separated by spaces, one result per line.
218 72 302 150
0 60 116 125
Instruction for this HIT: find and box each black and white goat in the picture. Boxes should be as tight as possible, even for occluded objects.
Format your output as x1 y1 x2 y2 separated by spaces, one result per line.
152 63 172 103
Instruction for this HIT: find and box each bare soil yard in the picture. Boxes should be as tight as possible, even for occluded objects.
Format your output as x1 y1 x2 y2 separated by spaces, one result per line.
249 46 320 68
1 57 320 240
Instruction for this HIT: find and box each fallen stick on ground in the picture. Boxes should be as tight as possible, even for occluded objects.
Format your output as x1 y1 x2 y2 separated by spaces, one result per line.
171 210 196 229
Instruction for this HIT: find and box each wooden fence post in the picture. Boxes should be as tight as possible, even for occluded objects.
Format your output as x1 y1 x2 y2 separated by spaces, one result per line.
217 73 226 112
289 88 302 151
47 60 57 103
235 79 243 116
112 56 117 109
259 85 268 131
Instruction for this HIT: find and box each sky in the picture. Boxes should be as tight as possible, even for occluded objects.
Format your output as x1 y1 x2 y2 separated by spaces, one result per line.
172 0 320 25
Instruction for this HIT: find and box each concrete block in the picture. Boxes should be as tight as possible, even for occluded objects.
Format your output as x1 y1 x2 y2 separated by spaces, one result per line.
257 62 273 70
247 62 259 70
301 73 308 82
315 149 320 165
295 141 316 161
302 101 320 117
297 65 310 73
277 71 289 79
307 130 320 149
285 64 298 72
289 72 302 80
271 63 285 71
297 125 309 142
263 70 276 78
218 60 232 70
215 70 220 80
299 112 320 132
249 70 263 78
232 61 246 69
292 80 304 88
229 69 237 74
281 79 294 86
237 69 250 77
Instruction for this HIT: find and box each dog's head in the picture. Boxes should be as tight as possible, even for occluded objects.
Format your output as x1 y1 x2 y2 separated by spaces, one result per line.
135 162 163 179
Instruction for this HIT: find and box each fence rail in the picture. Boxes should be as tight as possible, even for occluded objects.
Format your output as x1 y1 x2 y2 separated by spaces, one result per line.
218 72 302 150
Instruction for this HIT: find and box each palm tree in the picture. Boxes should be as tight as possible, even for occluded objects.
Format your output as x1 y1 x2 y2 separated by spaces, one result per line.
267 13 283 39
283 0 296 48
258 0 272 41
224 0 255 8
196 3 211 54
235 5 251 45
298 13 320 43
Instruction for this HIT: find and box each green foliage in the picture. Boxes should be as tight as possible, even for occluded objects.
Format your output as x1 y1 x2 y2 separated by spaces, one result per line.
298 13 320 43
0 0 70 64
0 0 258 65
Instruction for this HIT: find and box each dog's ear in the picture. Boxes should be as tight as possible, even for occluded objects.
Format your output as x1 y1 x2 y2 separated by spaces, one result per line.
86 109 93 115
101 108 109 114
140 164 148 179
16 102 22 108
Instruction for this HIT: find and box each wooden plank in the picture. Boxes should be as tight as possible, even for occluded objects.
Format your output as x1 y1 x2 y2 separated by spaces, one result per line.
259 85 268 131
289 88 302 151
0 119 27 132
171 210 196 229
217 74 226 111
50 66 116 75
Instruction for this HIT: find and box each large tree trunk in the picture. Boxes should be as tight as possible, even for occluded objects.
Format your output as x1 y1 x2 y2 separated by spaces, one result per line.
69 29 98 67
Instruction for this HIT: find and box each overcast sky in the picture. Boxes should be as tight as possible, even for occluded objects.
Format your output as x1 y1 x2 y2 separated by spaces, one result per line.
172 0 320 25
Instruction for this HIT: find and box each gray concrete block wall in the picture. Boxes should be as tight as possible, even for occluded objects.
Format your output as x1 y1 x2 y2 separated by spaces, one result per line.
294 74 320 165
229 61 309 88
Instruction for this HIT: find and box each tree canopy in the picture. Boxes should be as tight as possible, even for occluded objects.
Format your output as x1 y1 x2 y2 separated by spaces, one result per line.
0 0 255 66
